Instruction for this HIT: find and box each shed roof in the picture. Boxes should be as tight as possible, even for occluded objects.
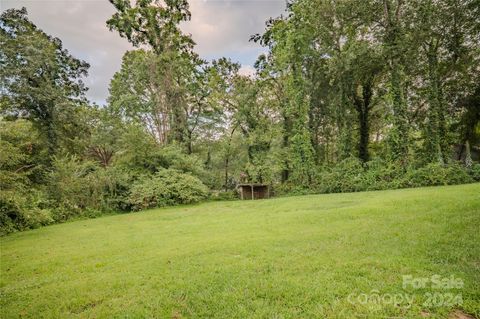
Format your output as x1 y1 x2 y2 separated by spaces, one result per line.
237 184 269 187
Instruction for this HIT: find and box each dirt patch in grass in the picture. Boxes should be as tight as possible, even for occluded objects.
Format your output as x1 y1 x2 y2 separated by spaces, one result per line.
449 310 477 319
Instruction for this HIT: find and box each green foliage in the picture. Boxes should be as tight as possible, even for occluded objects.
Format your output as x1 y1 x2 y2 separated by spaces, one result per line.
279 158 475 196
209 190 238 201
254 0 479 171
470 163 480 181
315 157 366 193
0 8 89 155
400 163 473 188
158 144 207 178
107 0 191 54
1 1 480 235
47 156 105 220
46 157 142 219
273 183 312 197
97 166 136 211
0 190 53 235
465 140 473 168
128 169 208 211
113 127 209 181
362 159 403 190
0 119 48 188
0 119 53 234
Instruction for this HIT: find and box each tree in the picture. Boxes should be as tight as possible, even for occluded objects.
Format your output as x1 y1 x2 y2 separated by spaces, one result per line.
107 0 192 55
84 106 123 167
108 49 172 144
381 0 410 164
0 8 89 156
348 44 383 163
252 10 316 185
430 0 478 162
228 75 278 183
107 0 198 149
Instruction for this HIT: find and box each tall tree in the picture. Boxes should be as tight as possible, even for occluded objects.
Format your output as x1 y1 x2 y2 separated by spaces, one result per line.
107 0 197 148
0 8 89 156
381 0 410 164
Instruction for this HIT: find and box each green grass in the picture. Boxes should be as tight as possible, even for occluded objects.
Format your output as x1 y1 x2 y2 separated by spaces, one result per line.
1 184 479 318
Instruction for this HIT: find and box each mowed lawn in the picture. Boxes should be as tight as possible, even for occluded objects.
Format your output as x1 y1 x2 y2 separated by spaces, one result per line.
1 184 479 318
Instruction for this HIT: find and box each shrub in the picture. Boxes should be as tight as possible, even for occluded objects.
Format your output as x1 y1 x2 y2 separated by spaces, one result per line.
316 157 367 193
444 163 474 185
469 163 480 181
98 166 136 211
209 190 238 201
47 156 100 220
128 169 209 211
274 183 312 196
294 159 475 197
47 156 130 220
0 190 53 235
360 158 404 190
400 162 473 188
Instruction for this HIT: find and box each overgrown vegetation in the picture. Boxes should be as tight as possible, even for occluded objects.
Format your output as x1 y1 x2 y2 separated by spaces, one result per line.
128 169 209 211
1 0 480 234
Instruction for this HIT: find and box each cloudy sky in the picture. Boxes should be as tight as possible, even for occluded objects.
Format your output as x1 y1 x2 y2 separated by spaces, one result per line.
0 0 286 104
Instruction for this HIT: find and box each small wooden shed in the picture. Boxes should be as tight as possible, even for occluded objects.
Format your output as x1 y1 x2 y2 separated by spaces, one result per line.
237 184 270 200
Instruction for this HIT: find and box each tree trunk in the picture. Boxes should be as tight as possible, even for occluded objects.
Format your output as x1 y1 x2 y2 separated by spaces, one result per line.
384 0 409 164
281 114 292 183
423 38 450 164
354 79 373 163
358 109 369 163
224 156 229 192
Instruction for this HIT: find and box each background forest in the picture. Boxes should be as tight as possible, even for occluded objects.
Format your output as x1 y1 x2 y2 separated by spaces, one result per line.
1 0 479 234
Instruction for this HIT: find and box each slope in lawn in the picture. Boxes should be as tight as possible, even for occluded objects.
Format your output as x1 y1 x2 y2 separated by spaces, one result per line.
1 184 479 318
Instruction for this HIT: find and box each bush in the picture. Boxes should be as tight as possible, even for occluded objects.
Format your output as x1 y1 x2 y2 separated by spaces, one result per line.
295 159 476 197
128 169 209 211
47 156 102 220
47 156 131 220
469 163 480 181
98 166 136 211
316 157 367 193
0 190 53 235
400 162 473 188
360 158 403 190
444 163 475 185
273 183 312 196
209 190 238 201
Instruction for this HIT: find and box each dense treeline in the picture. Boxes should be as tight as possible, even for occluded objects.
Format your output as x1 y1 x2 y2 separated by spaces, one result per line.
1 0 479 234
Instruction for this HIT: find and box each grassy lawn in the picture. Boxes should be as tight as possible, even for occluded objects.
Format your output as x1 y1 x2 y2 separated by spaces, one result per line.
1 184 479 318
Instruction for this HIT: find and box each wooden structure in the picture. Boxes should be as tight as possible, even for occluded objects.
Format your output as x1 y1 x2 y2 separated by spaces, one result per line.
237 184 270 200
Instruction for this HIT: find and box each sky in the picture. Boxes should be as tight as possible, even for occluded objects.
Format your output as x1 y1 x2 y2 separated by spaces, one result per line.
0 0 286 105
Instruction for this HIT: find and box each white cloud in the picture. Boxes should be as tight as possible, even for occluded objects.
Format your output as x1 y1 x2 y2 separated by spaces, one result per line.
182 0 285 58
